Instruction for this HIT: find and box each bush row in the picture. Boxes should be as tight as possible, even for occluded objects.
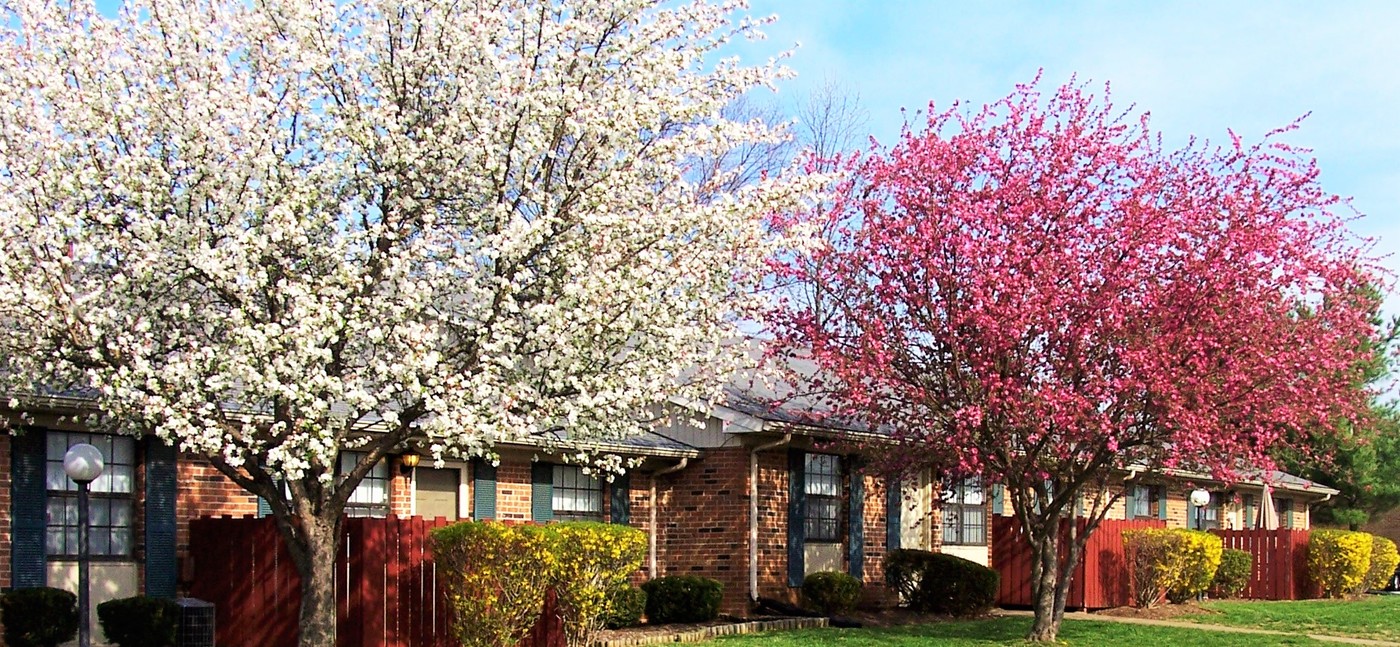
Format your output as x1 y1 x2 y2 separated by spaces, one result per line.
0 589 178 647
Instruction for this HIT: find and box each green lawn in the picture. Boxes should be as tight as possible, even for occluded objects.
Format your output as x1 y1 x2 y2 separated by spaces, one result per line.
709 616 1327 646
1197 595 1400 642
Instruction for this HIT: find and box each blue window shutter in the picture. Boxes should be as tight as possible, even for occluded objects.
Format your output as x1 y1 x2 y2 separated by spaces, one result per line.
847 467 864 580
885 478 901 553
1124 486 1137 519
256 496 272 518
11 428 47 588
144 437 178 598
992 484 1005 516
472 459 497 521
610 472 631 525
787 449 806 587
531 462 553 523
1186 501 1198 529
1157 486 1168 521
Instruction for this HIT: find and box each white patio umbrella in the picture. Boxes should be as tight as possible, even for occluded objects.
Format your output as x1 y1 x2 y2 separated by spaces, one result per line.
1257 483 1280 530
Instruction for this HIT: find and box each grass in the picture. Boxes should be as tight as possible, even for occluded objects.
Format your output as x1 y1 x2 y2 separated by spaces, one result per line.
708 616 1328 646
1197 594 1400 641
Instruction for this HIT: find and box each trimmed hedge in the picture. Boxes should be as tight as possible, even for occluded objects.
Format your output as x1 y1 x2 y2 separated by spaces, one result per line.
96 596 180 647
1366 535 1400 593
1309 529 1373 598
641 576 723 624
431 520 646 647
885 549 998 616
0 587 78 647
1210 548 1253 599
801 571 862 615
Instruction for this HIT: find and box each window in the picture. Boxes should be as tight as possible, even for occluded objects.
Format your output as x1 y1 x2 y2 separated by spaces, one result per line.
1129 485 1164 519
46 432 136 558
941 477 986 545
340 452 389 518
804 454 841 542
1242 494 1257 530
1190 494 1224 530
1275 497 1294 529
552 465 603 521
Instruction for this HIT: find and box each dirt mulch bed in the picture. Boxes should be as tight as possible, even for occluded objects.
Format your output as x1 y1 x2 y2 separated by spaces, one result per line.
1095 603 1221 621
595 606 982 643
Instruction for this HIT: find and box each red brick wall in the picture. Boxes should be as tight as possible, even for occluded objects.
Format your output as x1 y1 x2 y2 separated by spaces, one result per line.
388 464 413 517
655 448 751 613
175 454 259 590
0 435 10 590
859 474 898 607
494 461 535 521
753 450 790 606
652 448 896 616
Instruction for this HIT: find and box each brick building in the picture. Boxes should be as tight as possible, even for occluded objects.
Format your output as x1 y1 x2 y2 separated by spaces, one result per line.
4 377 1334 626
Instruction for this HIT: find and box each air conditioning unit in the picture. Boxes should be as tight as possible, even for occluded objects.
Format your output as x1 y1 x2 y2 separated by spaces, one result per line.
174 598 215 647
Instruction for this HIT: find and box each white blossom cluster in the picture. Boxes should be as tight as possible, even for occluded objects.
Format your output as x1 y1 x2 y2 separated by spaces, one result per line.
0 0 822 497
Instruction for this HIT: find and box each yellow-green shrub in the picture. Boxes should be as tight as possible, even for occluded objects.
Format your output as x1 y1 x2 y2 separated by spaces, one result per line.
431 521 647 647
431 522 556 647
1365 535 1399 593
550 522 647 646
1166 529 1223 604
1308 529 1373 598
1123 528 1222 606
1123 529 1184 609
1210 548 1253 599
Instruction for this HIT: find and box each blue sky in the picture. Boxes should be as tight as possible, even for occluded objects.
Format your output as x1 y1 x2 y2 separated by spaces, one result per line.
731 0 1400 307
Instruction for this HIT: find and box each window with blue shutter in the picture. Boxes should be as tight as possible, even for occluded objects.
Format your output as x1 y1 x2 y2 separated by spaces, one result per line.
144 437 178 598
44 432 137 558
885 477 901 553
12 429 47 588
786 449 805 587
847 467 864 580
610 473 631 525
472 459 497 521
804 454 841 541
531 462 554 522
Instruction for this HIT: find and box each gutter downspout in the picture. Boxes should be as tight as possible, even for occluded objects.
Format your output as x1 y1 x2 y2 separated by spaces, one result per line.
649 458 690 579
750 433 793 602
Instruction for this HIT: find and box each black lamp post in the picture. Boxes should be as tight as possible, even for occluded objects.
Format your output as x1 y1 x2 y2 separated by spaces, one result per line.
63 443 105 647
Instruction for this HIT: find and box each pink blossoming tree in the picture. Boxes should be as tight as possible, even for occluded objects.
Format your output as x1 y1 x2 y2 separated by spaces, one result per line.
768 80 1379 641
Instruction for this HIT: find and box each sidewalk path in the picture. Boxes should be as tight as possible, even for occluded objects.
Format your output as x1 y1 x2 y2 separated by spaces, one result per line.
996 609 1400 646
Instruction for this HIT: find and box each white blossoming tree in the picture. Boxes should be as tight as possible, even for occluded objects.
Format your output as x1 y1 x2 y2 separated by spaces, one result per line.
0 0 819 642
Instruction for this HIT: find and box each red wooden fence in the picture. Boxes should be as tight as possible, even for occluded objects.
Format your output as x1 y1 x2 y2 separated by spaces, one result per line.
993 516 1165 610
992 517 1314 609
189 516 564 647
1211 528 1312 600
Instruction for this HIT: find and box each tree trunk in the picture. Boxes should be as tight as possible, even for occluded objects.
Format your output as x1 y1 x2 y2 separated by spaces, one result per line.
291 514 342 647
1027 524 1061 642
